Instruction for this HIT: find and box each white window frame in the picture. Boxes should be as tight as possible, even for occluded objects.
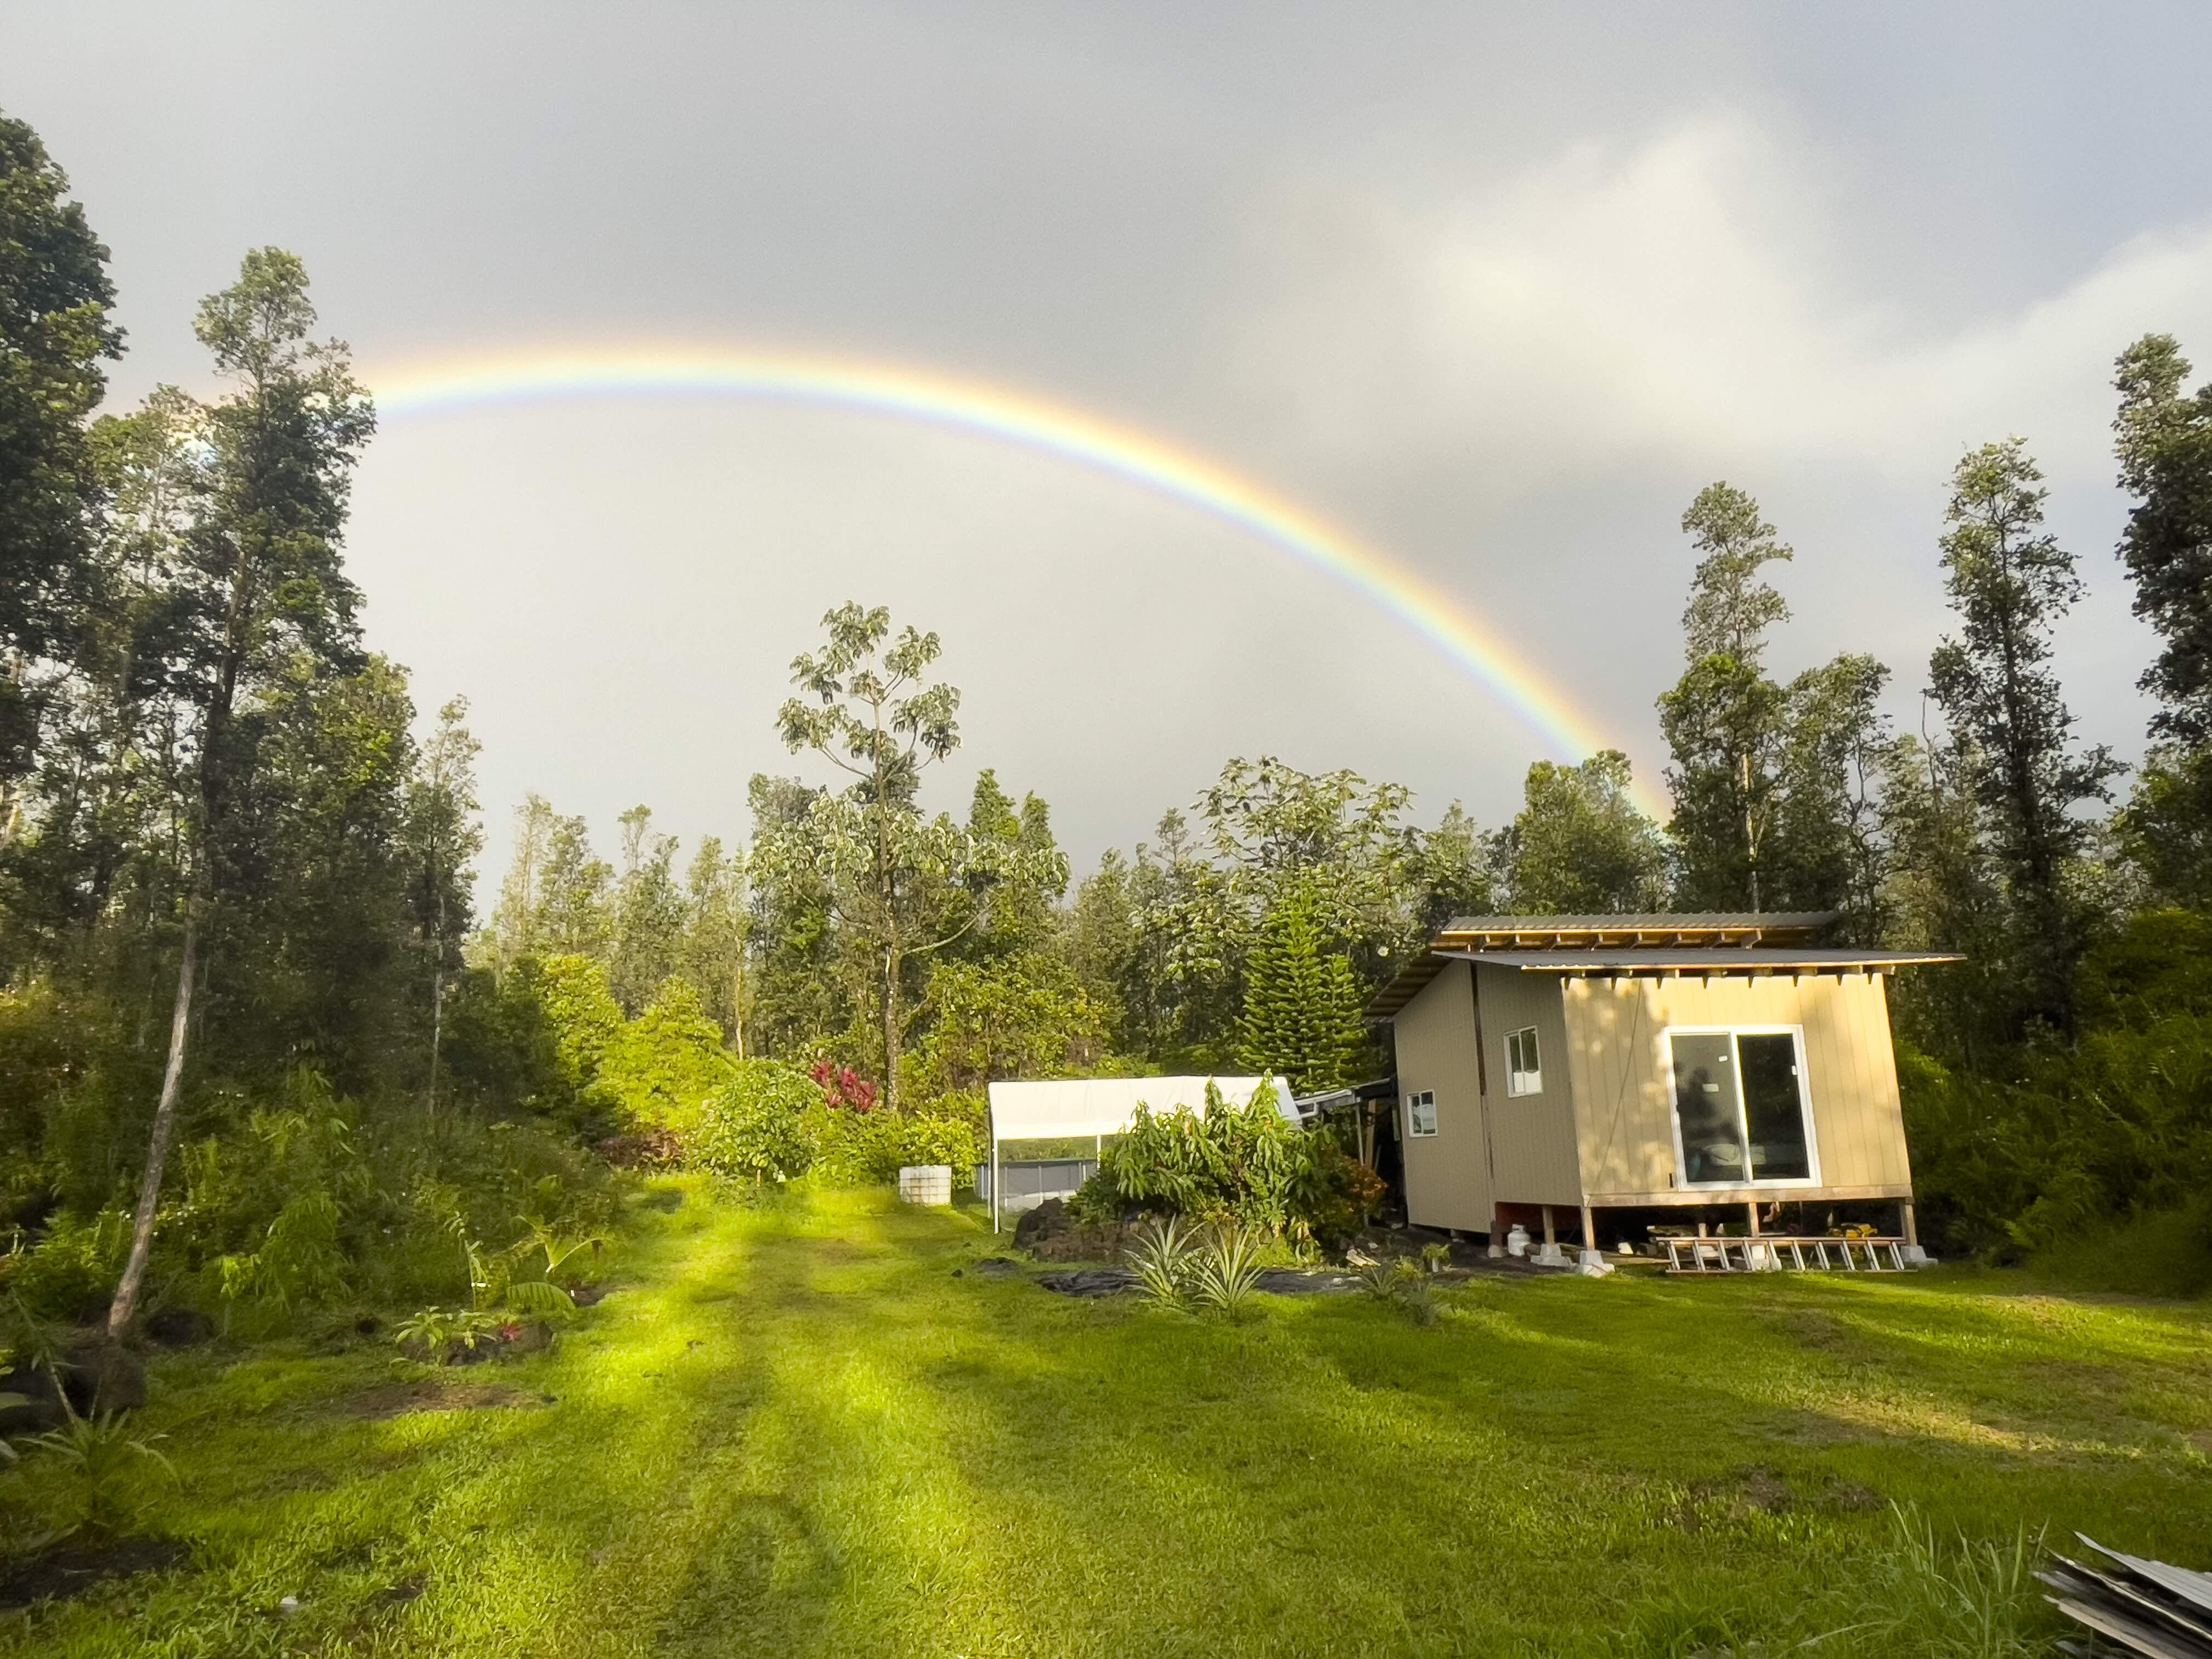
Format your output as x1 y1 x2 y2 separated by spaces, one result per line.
1404 1090 1438 1138
1660 1024 1822 1190
1504 1026 1542 1097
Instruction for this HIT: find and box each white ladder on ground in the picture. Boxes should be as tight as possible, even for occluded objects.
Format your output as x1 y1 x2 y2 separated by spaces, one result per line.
1661 1236 1911 1273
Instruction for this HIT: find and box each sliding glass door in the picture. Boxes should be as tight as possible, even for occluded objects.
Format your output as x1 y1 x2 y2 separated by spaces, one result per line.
1667 1028 1817 1188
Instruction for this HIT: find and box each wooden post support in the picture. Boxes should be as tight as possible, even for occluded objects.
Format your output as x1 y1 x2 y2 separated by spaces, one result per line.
1900 1199 1918 1246
1541 1205 1556 1249
1745 1202 1762 1237
1579 1203 1598 1252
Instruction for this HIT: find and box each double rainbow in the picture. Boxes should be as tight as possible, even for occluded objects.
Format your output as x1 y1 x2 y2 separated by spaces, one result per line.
370 345 1648 806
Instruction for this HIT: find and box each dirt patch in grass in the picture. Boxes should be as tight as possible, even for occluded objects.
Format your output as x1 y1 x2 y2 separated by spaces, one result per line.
0 1538 190 1610
337 1381 553 1419
1669 1466 1799 1530
1765 1307 1866 1353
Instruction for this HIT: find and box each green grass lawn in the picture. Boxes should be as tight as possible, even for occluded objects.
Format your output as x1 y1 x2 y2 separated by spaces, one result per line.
5 1184 2210 1658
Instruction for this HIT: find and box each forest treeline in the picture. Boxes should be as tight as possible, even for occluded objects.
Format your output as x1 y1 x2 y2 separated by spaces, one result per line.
4 105 2212 1336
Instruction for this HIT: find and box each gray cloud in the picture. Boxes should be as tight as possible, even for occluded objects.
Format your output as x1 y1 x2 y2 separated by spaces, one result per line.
7 1 2208 877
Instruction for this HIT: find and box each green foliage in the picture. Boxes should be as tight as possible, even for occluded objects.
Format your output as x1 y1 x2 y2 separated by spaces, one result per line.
4 1207 128 1321
1359 1257 1437 1325
2117 747 2212 908
690 1061 818 1184
811 1108 979 1186
216 1189 348 1316
1126 1216 1201 1309
1299 1141 1385 1248
1094 1081 1335 1240
394 1305 505 1365
1659 478 1894 924
907 953 1107 1097
0 109 121 722
1899 957 2212 1279
1496 751 1668 912
1186 1224 1266 1317
21 1414 174 1540
1928 438 2120 1036
2113 332 2212 746
1233 878 1366 1092
610 975 737 1128
536 952 628 1122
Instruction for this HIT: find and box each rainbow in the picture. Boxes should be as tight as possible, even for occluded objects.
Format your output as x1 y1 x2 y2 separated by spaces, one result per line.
369 345 1656 808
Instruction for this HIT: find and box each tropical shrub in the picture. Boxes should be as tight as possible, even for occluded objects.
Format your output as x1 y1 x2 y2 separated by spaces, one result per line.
812 1109 979 1185
1089 1081 1372 1244
3 1208 129 1321
22 1414 176 1538
1359 1257 1437 1325
394 1306 506 1365
690 1061 817 1183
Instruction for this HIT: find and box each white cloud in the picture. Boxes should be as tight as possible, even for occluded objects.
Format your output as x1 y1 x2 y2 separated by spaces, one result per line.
1239 111 2212 499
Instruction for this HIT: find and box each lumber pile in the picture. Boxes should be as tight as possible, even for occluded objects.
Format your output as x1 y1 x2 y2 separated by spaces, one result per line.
2042 1535 2212 1657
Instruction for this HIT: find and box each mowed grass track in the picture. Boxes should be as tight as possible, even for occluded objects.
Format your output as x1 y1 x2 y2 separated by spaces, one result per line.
5 1185 2211 1658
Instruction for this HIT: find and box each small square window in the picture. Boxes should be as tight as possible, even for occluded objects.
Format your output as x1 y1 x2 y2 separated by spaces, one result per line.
1406 1091 1437 1137
1505 1027 1542 1097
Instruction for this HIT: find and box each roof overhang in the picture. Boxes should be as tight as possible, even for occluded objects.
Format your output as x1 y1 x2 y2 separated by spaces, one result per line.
1365 945 1962 1018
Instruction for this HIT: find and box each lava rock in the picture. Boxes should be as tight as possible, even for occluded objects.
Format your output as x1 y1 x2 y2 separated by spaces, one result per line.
67 1341 148 1414
0 1363 66 1434
499 1321 555 1358
1013 1198 1072 1250
145 1308 217 1347
1035 1268 1137 1298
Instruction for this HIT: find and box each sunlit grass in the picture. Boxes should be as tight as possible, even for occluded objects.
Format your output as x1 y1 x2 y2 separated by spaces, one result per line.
2 1182 2208 1657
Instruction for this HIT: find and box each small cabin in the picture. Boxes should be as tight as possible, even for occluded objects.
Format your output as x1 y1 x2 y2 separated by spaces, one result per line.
1367 913 1957 1262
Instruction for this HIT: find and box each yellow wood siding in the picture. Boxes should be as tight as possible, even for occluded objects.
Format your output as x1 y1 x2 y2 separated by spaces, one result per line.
1393 961 1492 1230
1561 972 1913 1202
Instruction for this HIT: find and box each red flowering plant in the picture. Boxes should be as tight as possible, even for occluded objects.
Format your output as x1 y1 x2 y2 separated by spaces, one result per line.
810 1062 878 1114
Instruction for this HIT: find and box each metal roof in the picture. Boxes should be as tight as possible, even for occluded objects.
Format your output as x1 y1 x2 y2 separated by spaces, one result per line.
1438 912 1835 933
1434 912 1835 950
1365 941 1959 1017
1437 947 1962 971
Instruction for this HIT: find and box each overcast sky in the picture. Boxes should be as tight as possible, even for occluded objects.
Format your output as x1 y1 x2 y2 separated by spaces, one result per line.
10 3 2212 883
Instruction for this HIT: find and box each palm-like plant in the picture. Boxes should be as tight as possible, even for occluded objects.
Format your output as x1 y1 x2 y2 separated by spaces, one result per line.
1189 1225 1268 1317
25 1415 176 1537
1126 1217 1201 1309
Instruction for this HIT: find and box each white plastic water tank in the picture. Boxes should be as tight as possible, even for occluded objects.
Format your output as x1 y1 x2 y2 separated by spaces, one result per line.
898 1164 952 1206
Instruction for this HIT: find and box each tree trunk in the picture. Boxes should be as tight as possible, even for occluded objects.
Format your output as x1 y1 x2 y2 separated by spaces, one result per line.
730 951 747 1060
108 909 198 1338
881 939 900 1112
427 879 448 1121
427 966 445 1120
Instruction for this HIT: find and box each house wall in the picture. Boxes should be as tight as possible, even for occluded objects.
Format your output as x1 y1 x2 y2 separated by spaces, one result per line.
1559 971 1912 1204
1392 961 1492 1231
1473 962 1582 1207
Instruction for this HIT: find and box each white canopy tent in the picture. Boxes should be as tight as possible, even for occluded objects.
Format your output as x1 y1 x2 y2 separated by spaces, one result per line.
984 1075 1296 1232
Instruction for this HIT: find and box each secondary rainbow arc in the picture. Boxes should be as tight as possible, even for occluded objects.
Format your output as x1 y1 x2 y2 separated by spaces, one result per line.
367 345 1655 811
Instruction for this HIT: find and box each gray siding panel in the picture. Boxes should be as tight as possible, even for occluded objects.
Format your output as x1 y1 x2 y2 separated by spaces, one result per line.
1393 961 1492 1229
1474 963 1582 1206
